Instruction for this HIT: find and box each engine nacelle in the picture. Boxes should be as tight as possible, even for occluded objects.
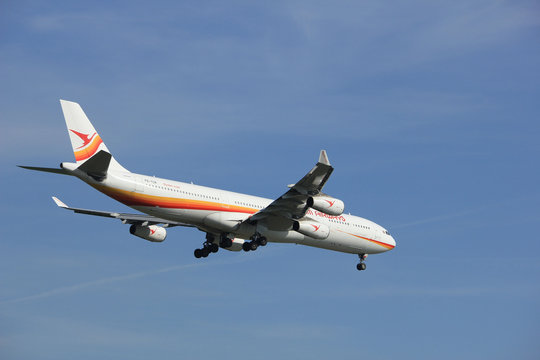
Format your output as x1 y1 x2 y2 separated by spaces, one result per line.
129 225 167 242
292 220 330 240
307 196 345 216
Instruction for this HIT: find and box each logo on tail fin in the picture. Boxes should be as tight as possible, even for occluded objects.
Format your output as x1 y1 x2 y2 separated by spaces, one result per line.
70 129 103 161
70 129 97 149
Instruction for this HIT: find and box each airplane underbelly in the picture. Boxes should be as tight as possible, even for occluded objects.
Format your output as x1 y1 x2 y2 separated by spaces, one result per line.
312 228 374 254
132 206 210 225
255 227 304 244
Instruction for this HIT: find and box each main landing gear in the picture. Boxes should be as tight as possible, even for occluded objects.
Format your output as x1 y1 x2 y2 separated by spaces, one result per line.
356 254 368 271
194 233 231 259
194 241 218 259
219 234 233 249
242 233 267 252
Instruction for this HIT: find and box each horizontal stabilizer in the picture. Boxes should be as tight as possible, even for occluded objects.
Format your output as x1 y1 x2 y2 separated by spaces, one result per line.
77 150 111 180
18 165 71 175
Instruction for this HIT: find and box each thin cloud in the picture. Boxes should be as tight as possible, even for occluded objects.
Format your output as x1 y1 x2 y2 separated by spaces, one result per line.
0 255 260 305
358 285 533 297
390 194 540 230
390 208 482 229
0 263 197 305
319 284 537 299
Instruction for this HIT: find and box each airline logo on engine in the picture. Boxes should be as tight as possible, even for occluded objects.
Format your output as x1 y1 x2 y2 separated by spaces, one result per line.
325 200 336 207
311 224 321 231
306 209 346 222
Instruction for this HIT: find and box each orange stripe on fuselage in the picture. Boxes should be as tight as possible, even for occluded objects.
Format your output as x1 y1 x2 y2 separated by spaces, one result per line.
74 135 103 161
337 229 395 250
92 185 259 214
90 186 394 250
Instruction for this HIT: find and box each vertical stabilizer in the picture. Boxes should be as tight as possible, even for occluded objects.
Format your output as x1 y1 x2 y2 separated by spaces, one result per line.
60 100 128 173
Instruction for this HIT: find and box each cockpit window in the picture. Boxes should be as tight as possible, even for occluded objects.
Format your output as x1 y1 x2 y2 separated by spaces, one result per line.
383 230 391 235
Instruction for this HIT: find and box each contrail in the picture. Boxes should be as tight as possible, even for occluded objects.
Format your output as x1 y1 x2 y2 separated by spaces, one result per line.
390 208 481 229
0 254 257 305
0 263 200 305
390 194 537 230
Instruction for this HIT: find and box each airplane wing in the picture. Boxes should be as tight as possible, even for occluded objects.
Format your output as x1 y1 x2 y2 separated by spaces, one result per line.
51 197 195 227
248 150 334 223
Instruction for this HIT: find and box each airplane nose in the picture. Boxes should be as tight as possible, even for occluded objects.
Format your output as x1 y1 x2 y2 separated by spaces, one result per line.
389 236 396 249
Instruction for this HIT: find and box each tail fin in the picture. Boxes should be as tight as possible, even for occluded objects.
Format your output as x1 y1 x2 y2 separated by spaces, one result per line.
60 100 128 173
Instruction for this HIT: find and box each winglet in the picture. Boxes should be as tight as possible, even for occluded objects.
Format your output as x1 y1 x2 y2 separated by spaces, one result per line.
318 150 330 166
52 196 68 208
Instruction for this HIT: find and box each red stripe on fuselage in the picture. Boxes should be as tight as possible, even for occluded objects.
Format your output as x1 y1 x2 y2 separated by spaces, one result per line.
337 229 395 250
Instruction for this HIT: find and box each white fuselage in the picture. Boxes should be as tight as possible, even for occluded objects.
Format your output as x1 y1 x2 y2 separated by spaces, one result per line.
71 167 396 255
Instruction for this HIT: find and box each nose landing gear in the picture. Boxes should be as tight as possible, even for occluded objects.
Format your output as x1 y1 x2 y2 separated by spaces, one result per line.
356 254 367 271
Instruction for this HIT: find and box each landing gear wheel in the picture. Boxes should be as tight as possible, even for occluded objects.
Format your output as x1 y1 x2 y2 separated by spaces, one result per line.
242 242 251 252
220 238 233 248
194 249 202 258
258 237 268 246
201 248 210 257
356 253 367 271
250 241 258 251
210 243 219 253
356 263 366 271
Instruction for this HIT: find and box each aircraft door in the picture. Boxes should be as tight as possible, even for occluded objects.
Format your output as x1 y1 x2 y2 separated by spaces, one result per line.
134 175 145 193
219 191 230 210
372 227 381 241
119 173 144 193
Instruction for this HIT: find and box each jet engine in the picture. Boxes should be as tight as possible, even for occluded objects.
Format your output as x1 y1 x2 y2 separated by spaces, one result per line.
307 196 344 216
129 224 167 242
292 220 330 240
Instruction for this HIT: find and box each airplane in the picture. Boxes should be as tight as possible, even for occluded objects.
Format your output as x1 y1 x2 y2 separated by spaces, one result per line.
19 100 396 271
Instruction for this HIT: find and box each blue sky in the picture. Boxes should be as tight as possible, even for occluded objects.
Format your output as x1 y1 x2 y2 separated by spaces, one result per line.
1 0 539 359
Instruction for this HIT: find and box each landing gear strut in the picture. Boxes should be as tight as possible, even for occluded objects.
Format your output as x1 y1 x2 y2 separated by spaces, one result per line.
242 233 267 252
356 254 367 271
219 234 233 248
